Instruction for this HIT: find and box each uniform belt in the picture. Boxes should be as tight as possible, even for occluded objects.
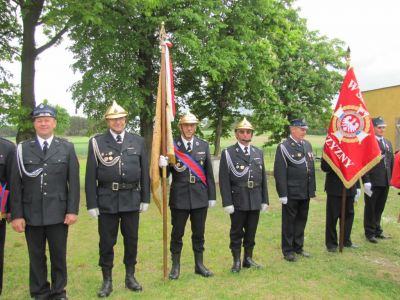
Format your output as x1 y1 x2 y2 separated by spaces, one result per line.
174 175 200 184
233 181 261 189
99 182 140 191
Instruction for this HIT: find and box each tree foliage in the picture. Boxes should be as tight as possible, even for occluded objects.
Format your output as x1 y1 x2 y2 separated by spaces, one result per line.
68 0 345 155
253 0 346 145
0 0 101 142
1 0 346 151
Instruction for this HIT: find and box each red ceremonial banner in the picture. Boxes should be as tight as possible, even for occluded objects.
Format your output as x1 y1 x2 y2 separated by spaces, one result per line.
390 152 400 188
322 67 381 188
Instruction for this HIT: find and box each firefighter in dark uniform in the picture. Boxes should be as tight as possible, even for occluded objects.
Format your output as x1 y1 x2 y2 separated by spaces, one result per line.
219 118 268 273
158 112 216 280
362 117 394 243
273 119 315 262
321 158 360 252
85 101 150 297
0 137 14 296
10 104 80 300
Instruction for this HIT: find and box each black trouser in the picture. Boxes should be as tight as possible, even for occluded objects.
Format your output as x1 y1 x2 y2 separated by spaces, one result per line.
25 223 68 299
364 186 389 238
98 211 139 268
325 195 354 249
229 210 260 251
0 219 5 295
170 207 208 254
281 198 310 256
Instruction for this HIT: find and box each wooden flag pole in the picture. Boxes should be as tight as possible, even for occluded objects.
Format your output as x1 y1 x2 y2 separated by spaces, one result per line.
160 22 168 279
338 47 352 253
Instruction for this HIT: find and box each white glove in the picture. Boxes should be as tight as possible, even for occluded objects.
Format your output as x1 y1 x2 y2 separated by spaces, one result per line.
140 203 149 212
261 203 269 212
208 200 216 208
364 182 373 197
159 155 168 168
88 208 100 218
279 197 288 205
355 189 361 202
224 205 235 214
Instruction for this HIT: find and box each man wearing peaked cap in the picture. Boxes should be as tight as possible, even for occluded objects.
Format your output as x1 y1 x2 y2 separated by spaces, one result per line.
362 116 394 243
159 111 216 280
273 118 315 262
85 100 150 296
219 117 268 273
10 103 80 300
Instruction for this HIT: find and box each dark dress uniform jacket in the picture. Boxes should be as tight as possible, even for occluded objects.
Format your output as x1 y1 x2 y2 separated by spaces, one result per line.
0 138 15 209
219 143 268 211
86 131 150 213
169 136 216 210
10 137 80 226
274 137 316 200
321 158 359 196
362 137 394 186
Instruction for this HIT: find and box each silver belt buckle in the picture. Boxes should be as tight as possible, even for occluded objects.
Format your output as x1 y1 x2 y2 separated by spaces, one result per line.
112 182 119 191
247 181 254 189
190 175 196 184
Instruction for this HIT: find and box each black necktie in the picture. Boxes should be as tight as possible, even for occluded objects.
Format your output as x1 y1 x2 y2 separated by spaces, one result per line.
43 140 48 155
244 146 249 155
379 138 385 153
116 135 122 144
187 142 191 152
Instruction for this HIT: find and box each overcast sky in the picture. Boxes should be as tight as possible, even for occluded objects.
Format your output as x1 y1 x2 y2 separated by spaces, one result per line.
9 0 400 115
296 0 400 90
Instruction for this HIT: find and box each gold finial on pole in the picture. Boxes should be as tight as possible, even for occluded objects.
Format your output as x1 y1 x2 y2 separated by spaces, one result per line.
346 46 351 68
160 22 166 46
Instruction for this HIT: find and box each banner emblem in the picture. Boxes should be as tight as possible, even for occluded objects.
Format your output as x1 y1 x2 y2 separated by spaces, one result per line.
332 105 371 143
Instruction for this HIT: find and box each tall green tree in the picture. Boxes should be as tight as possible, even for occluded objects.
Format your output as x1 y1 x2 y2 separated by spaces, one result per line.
179 0 278 155
69 0 220 150
0 0 103 142
253 0 346 144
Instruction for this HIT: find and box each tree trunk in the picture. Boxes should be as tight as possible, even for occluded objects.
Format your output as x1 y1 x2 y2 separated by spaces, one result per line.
137 38 155 152
17 0 45 143
140 109 153 155
214 111 224 156
213 84 230 156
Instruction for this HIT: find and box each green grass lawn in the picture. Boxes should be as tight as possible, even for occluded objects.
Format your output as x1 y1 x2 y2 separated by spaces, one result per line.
3 135 400 299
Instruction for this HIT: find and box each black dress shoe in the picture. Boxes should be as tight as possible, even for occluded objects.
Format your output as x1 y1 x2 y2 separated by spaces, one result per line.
284 253 297 262
327 247 337 253
296 250 310 258
376 234 391 239
367 237 378 243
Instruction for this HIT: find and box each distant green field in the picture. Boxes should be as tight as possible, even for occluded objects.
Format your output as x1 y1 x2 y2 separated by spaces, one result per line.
66 133 325 168
4 132 325 161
